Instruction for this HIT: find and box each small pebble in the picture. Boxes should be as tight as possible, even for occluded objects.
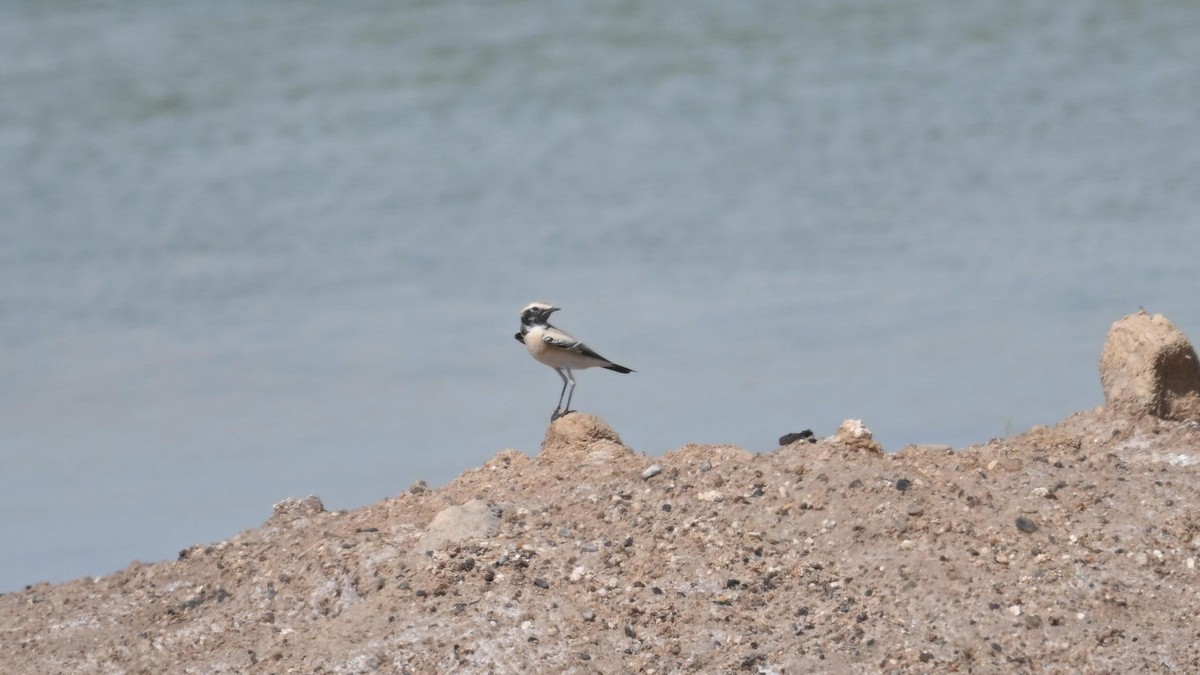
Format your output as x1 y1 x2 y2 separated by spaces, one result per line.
579 652 591 661
641 464 662 480
533 578 549 589
906 504 924 517
581 609 596 622
661 503 672 512
1015 516 1038 534
895 479 912 492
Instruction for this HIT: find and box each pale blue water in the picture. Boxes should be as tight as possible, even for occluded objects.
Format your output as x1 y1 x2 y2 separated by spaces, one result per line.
2 0 1198 591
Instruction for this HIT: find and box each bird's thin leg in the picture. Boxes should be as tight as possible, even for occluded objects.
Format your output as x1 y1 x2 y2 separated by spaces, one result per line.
552 368 570 419
562 369 577 414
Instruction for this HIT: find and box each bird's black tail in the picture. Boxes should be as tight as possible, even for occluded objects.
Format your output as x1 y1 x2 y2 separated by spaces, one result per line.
604 363 634 374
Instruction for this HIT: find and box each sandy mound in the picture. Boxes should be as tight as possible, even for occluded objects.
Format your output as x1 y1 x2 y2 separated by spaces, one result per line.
4 409 1200 673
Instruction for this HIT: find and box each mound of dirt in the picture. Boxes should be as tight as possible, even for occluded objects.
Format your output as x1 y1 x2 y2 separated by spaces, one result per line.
4 408 1200 673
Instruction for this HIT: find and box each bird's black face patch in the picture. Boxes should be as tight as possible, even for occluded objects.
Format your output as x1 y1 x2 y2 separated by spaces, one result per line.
521 305 554 325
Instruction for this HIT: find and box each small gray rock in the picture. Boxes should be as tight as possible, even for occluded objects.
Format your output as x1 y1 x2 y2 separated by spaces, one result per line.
641 464 663 480
414 499 501 554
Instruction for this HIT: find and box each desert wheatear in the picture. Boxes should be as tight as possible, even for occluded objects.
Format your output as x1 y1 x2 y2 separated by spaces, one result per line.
515 302 633 419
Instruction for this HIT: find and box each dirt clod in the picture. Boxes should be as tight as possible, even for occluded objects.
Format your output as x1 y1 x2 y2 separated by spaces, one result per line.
1100 310 1200 421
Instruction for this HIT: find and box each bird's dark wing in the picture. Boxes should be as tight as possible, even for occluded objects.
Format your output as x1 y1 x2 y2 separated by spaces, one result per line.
542 333 610 362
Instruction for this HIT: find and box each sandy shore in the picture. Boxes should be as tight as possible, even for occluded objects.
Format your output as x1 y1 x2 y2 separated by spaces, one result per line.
3 406 1200 673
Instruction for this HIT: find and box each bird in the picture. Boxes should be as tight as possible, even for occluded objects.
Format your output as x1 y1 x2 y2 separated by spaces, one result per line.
515 302 633 420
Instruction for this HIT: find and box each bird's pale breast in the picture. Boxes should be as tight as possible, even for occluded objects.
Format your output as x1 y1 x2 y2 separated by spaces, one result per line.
524 325 606 370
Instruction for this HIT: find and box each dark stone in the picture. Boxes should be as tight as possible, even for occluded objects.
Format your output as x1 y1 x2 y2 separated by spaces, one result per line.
779 430 815 445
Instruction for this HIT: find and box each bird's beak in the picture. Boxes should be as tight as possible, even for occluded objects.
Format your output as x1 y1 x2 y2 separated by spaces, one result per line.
548 307 561 314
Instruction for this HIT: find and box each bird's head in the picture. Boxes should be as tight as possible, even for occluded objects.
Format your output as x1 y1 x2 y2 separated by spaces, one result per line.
520 301 559 326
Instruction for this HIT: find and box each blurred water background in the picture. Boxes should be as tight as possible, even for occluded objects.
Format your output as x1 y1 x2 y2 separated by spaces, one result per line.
2 0 1198 591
